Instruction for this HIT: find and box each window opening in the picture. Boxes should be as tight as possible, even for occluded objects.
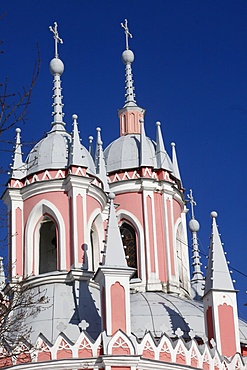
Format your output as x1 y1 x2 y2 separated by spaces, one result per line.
39 216 57 274
120 222 138 278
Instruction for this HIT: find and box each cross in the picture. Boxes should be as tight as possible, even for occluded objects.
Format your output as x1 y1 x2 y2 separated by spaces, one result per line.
121 19 132 50
49 22 63 58
187 189 197 220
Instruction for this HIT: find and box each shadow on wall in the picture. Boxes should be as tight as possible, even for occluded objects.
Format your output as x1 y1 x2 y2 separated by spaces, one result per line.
159 302 191 339
69 244 101 341
70 279 101 340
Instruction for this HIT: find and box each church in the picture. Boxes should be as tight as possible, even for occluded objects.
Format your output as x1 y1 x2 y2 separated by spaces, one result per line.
0 20 247 369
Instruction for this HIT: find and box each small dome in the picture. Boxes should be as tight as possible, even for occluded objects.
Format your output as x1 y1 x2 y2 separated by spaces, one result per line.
104 134 157 173
130 291 247 342
26 130 96 176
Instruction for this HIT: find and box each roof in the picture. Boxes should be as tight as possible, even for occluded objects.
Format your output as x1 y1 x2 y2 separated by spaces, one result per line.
130 291 247 344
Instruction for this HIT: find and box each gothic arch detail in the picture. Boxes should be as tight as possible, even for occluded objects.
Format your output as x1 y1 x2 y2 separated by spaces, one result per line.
25 200 66 276
175 220 190 293
120 222 137 277
116 209 145 282
87 209 104 271
39 216 57 274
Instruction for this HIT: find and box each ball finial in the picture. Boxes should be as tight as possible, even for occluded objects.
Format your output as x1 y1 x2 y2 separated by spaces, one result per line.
72 114 78 120
49 57 64 76
15 128 21 133
210 211 218 218
109 192 115 201
188 219 200 232
122 49 134 64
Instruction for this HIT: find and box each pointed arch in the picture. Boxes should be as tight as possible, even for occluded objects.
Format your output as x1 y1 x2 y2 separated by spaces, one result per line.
87 209 104 271
174 219 190 293
120 222 137 277
107 330 135 356
25 200 66 276
39 216 57 274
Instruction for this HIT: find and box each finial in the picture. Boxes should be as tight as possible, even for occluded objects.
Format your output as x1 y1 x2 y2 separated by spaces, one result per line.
11 127 26 179
88 136 94 158
187 189 196 220
95 127 109 192
211 211 218 218
121 19 132 50
155 121 173 171
187 188 203 299
49 22 63 58
171 142 183 186
108 192 116 201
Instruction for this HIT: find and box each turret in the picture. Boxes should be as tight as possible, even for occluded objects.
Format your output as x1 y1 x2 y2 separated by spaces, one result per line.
203 211 240 357
94 193 134 336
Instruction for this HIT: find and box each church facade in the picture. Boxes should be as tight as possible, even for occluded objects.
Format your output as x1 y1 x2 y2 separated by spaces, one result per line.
1 21 247 369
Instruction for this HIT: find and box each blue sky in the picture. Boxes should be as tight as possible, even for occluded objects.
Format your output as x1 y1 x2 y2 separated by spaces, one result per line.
1 1 247 318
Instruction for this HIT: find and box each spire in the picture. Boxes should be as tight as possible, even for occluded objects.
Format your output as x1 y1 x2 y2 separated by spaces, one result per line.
69 114 83 166
94 193 134 336
104 193 128 267
11 128 26 179
187 189 204 299
49 22 65 131
204 211 234 295
171 142 182 186
95 127 109 192
121 19 136 108
203 211 240 357
139 119 153 167
88 135 94 158
118 20 145 136
155 121 173 171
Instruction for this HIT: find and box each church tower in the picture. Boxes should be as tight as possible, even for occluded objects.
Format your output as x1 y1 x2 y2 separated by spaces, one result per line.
104 19 190 295
0 20 247 369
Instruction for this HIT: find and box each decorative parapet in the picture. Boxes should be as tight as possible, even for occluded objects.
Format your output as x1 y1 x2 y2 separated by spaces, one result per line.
0 330 246 369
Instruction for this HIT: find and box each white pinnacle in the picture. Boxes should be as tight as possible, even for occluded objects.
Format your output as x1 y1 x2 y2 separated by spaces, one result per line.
11 128 26 179
49 22 65 130
188 189 204 299
95 127 109 192
121 19 137 108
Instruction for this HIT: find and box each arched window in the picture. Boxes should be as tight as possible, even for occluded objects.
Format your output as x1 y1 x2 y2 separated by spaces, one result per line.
120 222 138 278
39 216 57 274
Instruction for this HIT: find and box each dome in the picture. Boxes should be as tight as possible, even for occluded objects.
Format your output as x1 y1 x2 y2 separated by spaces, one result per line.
130 292 247 343
26 129 96 176
104 134 158 173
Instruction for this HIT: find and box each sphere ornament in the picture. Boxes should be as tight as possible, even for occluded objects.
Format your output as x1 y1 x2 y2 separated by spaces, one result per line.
210 211 218 218
108 192 116 201
122 49 134 64
50 57 64 76
188 219 200 232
